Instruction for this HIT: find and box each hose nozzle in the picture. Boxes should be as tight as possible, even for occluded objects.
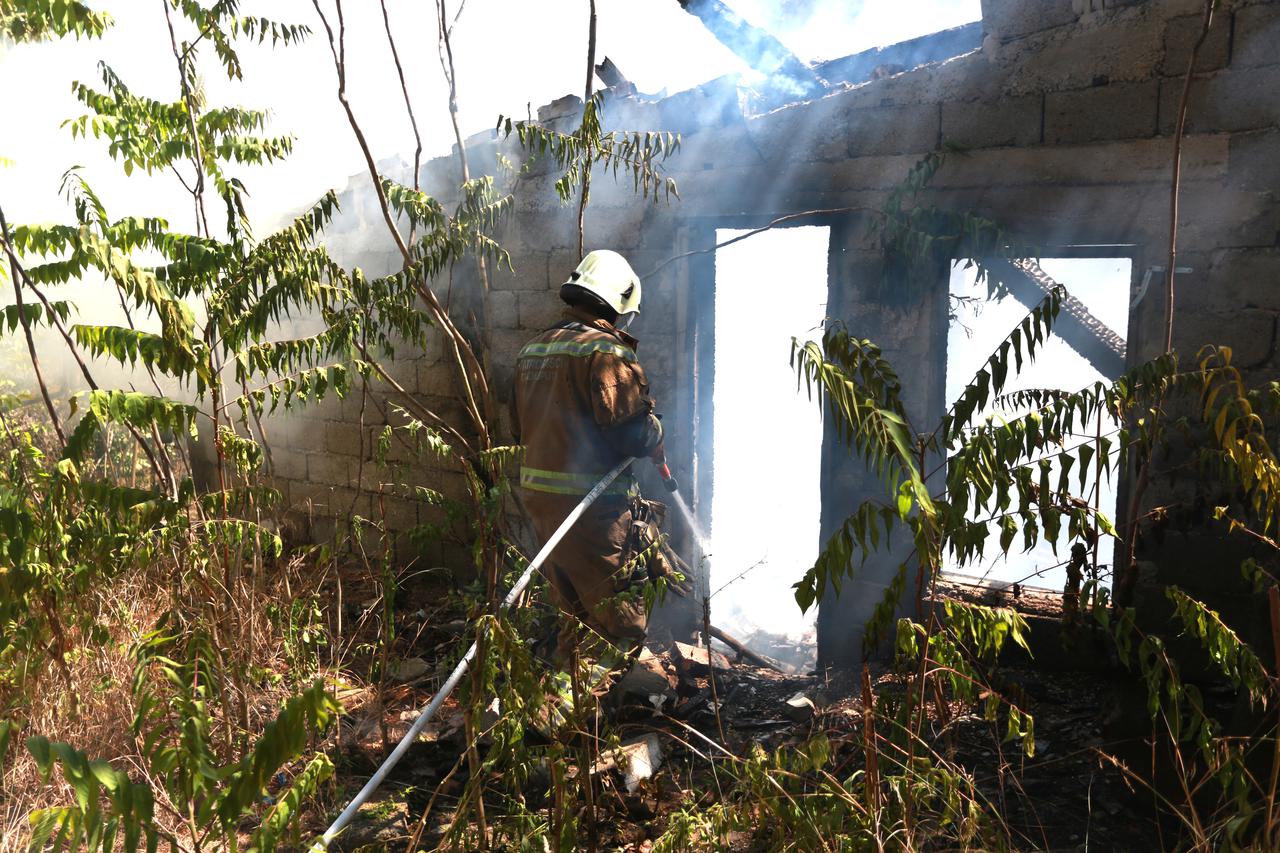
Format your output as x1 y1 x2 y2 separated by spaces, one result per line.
656 461 679 493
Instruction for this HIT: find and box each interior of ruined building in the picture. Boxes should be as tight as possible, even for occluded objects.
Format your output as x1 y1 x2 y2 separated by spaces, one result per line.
266 0 1279 669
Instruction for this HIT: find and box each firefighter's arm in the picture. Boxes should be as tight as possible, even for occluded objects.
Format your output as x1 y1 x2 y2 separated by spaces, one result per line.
590 353 663 458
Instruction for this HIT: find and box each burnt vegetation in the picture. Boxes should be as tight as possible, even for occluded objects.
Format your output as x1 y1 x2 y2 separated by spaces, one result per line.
0 0 1278 851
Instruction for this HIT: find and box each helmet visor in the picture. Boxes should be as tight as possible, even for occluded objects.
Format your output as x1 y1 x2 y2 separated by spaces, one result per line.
616 311 638 332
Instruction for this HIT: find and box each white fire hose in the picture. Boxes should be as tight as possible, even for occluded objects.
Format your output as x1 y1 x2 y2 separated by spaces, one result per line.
309 456 637 851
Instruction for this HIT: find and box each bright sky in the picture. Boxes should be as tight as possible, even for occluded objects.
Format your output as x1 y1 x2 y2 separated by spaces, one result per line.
0 0 980 229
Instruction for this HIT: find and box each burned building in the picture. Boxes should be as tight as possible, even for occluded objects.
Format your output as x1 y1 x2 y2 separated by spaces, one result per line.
270 0 1280 668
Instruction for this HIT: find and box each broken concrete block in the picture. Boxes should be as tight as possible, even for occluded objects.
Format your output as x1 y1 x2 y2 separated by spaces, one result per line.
593 734 664 793
783 692 816 722
671 641 731 677
389 657 429 682
617 648 677 698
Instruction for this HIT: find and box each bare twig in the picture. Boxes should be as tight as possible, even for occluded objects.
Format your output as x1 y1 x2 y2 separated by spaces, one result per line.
703 596 727 744
577 0 598 261
641 206 880 279
160 0 211 239
379 0 422 195
1164 0 1216 354
312 0 492 449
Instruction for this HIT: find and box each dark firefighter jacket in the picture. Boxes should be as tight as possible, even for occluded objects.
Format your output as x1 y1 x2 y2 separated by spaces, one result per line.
511 306 663 497
510 305 664 657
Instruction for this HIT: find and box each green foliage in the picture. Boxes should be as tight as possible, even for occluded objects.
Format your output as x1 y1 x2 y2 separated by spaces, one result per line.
872 151 1035 296
0 0 111 42
1166 586 1268 706
651 729 1000 851
26 736 157 853
499 92 680 204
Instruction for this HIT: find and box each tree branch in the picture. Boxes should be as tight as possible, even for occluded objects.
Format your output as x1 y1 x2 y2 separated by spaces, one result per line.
0 206 67 446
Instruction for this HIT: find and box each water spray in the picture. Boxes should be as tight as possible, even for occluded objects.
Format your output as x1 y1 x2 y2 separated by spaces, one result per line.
655 454 711 556
309 457 636 852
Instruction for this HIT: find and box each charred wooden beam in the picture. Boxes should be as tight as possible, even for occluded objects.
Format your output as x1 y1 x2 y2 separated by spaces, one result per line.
594 56 631 90
677 0 826 99
708 625 785 672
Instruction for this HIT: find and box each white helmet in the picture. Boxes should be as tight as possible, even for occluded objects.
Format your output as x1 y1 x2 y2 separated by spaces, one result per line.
563 250 642 316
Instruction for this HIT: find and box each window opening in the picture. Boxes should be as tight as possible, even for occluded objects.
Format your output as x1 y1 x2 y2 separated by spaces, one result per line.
945 257 1132 591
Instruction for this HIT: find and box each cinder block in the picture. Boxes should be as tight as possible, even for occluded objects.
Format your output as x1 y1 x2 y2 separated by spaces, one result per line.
845 103 939 156
1177 186 1277 248
1161 66 1280 134
537 93 583 125
656 77 741 135
1172 308 1276 367
271 448 307 480
929 135 1227 188
749 92 851 162
486 290 518 329
415 361 454 397
667 129 766 172
942 94 1043 148
328 419 370 458
307 452 351 487
1207 249 1280 311
1045 81 1158 144
419 156 464 197
490 251 550 291
1228 129 1280 191
582 209 646 250
288 480 334 514
377 355 417 393
1160 13 1232 76
379 496 419 533
490 329 533 371
356 461 396 494
508 207 577 252
1233 4 1280 69
982 0 1078 41
517 291 564 329
545 251 581 286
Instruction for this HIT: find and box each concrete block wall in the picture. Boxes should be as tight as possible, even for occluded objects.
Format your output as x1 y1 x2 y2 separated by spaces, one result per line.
267 0 1280 662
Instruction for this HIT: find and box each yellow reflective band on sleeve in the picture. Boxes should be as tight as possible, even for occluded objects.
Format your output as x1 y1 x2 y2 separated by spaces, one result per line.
520 466 633 496
518 339 637 363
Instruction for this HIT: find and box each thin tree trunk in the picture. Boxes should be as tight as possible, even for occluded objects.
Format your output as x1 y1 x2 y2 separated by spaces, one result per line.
0 206 66 446
577 0 598 261
1163 0 1215 354
312 0 491 448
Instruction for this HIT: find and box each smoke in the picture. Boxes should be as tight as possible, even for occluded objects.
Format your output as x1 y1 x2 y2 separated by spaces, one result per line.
0 0 767 413
729 0 981 62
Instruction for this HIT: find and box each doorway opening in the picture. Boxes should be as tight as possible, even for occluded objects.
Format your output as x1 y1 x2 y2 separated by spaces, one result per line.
709 225 830 671
944 256 1133 591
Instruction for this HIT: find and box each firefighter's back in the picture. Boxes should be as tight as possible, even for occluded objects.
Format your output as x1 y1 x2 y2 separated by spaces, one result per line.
513 314 639 503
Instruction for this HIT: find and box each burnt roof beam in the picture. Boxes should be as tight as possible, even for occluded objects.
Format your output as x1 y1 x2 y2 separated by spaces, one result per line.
677 0 827 99
986 258 1128 380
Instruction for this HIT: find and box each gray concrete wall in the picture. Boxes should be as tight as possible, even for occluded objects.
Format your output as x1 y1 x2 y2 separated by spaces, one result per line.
268 0 1280 664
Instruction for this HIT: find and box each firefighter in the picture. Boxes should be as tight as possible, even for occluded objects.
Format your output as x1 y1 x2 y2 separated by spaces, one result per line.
511 249 681 670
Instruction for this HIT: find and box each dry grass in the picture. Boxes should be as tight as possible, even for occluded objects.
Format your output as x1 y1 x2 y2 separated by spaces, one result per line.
0 541 353 852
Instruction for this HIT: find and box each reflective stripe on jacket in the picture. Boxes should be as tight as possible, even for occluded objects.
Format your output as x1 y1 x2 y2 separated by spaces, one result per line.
511 306 663 496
